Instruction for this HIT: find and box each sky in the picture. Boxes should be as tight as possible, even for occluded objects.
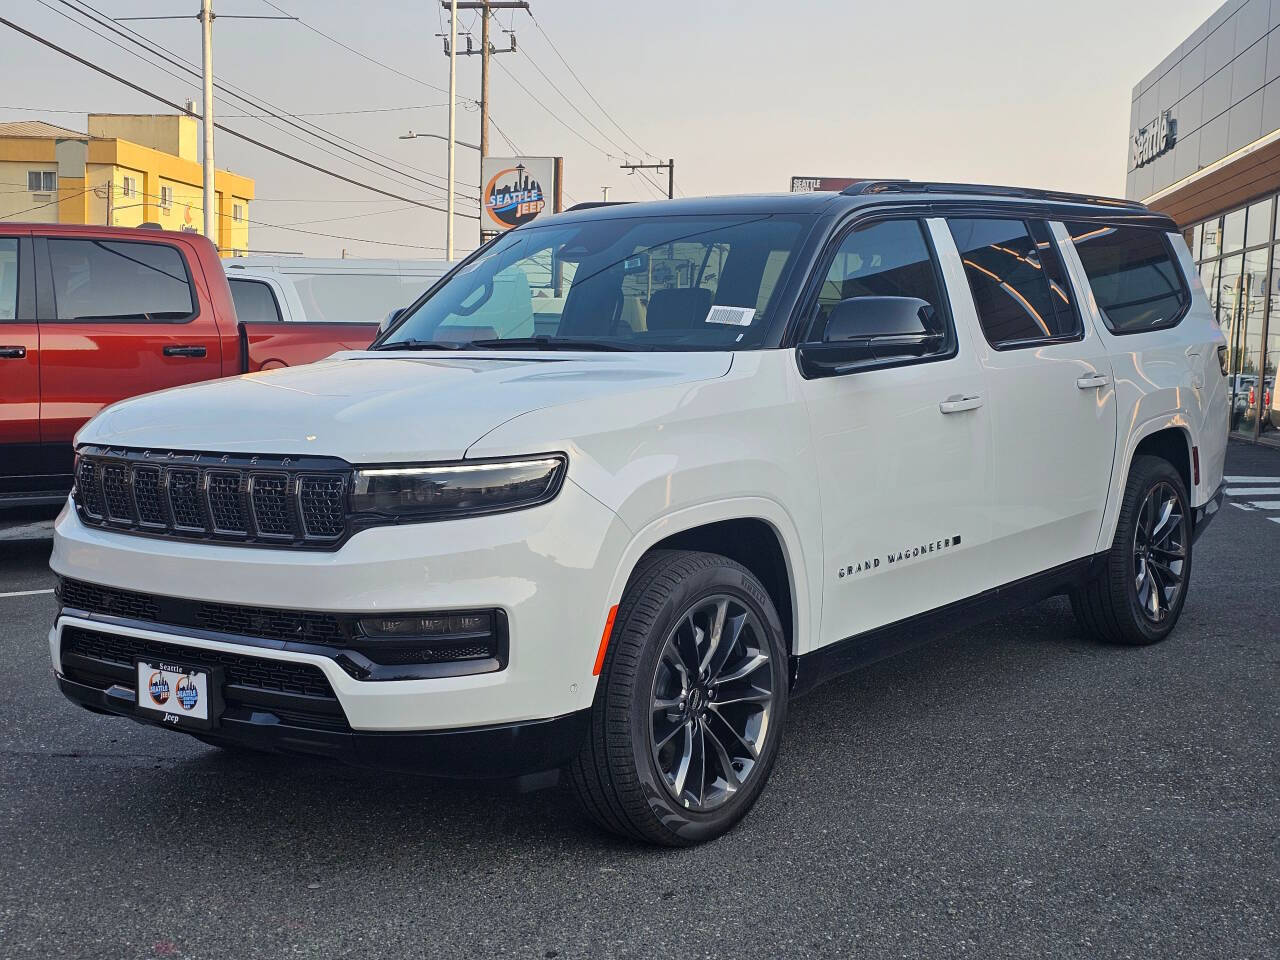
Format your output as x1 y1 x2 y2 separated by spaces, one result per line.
0 0 1220 259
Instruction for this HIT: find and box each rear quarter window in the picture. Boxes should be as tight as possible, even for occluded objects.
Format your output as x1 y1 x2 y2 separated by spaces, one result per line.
1064 223 1190 334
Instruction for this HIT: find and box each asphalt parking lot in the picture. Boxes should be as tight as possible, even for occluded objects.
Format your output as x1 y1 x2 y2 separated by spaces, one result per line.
1 443 1277 960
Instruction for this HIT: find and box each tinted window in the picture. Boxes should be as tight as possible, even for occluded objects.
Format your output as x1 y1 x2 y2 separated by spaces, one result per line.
228 278 282 323
48 239 194 322
1066 224 1190 333
0 239 17 321
804 218 950 348
949 218 1078 348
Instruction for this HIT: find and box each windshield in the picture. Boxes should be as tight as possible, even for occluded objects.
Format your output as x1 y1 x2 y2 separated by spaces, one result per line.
378 213 810 351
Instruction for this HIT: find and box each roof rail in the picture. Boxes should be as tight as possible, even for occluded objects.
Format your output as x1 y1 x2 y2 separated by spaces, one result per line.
564 201 634 211
840 180 1147 209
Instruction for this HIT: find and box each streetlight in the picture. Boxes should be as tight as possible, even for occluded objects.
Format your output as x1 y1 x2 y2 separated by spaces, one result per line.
400 130 480 261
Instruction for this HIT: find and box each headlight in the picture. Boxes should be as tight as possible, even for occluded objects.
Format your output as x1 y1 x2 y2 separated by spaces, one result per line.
350 454 567 521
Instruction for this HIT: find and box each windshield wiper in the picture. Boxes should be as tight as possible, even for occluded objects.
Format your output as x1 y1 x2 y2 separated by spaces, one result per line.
466 336 634 352
371 339 468 351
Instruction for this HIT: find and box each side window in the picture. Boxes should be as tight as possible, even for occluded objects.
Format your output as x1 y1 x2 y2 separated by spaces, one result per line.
948 218 1080 349
1065 223 1191 333
228 278 282 324
0 239 18 320
47 239 195 322
804 218 952 354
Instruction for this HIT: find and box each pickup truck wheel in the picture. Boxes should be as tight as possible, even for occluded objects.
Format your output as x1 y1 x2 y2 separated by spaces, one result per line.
569 550 788 846
1071 455 1192 646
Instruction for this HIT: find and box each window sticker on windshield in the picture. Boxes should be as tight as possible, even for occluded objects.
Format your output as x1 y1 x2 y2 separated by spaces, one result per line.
705 305 755 326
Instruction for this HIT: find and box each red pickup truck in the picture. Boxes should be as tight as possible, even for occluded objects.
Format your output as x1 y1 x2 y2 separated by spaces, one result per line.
0 224 377 507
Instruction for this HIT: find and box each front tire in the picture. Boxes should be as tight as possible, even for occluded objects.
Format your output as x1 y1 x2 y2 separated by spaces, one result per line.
569 550 788 846
1072 455 1193 645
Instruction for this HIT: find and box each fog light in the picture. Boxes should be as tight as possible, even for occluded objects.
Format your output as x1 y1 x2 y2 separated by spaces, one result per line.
359 612 492 639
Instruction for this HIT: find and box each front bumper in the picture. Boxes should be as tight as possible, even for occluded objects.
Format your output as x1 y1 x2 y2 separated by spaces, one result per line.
56 671 589 779
49 477 632 735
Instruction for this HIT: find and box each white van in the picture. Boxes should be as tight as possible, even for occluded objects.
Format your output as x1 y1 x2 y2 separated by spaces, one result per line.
224 257 451 326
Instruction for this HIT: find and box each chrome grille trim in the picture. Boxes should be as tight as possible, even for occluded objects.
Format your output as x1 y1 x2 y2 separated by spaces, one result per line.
72 446 351 550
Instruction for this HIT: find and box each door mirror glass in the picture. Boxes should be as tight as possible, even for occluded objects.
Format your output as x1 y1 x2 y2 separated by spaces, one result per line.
823 295 933 342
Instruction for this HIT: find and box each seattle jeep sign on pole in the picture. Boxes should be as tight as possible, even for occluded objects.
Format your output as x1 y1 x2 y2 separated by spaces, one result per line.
480 156 563 240
1131 111 1176 169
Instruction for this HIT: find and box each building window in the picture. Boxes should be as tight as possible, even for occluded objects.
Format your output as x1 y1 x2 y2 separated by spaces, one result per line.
28 170 56 192
233 203 244 222
122 176 137 198
160 186 173 211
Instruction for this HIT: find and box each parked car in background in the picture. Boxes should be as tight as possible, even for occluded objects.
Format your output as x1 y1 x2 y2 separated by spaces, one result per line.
49 183 1228 846
0 225 378 507
224 257 451 326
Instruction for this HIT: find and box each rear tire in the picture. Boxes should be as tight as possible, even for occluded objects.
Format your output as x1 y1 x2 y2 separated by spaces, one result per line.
1071 455 1192 646
569 550 788 846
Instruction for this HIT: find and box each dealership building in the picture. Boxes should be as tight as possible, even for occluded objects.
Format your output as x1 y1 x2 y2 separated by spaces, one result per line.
1128 0 1280 445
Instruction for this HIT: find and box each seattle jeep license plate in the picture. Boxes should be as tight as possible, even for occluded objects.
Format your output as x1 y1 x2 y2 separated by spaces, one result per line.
136 660 217 728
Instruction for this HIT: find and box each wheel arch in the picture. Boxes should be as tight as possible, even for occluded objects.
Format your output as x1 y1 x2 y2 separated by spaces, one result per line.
605 499 813 658
1098 414 1196 551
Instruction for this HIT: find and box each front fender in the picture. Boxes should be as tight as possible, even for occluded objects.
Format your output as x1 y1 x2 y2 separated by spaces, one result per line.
600 496 815 657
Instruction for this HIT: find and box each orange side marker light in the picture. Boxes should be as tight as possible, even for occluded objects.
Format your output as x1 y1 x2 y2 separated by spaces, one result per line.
593 604 619 676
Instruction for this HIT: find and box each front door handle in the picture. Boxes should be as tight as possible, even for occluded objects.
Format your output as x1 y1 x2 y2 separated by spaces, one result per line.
0 346 26 359
1076 373 1111 390
939 394 984 414
163 345 207 358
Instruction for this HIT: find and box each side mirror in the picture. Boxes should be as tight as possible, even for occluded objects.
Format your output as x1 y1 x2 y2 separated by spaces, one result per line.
798 295 945 378
824 296 933 342
379 307 405 335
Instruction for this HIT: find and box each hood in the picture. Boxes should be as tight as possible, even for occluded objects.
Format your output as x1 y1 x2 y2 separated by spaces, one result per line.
79 351 734 463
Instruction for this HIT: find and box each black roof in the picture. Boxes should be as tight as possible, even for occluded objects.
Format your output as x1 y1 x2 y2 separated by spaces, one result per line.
539 180 1167 229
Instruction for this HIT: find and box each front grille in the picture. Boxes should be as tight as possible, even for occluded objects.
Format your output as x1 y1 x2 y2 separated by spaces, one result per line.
60 625 349 730
57 578 507 678
58 578 346 645
72 446 350 549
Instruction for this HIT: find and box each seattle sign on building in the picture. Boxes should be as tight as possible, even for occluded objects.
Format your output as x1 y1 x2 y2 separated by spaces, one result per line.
1131 111 1176 169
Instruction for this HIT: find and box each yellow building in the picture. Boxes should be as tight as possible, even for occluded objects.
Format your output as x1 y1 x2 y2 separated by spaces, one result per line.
0 114 254 257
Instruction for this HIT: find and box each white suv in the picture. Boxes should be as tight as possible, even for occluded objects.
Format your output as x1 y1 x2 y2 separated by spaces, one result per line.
50 182 1228 846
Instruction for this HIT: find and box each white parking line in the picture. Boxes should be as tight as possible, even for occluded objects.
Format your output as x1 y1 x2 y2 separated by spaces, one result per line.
1224 476 1280 483
1272 517 1280 525
0 588 54 599
1226 487 1280 496
1248 501 1280 510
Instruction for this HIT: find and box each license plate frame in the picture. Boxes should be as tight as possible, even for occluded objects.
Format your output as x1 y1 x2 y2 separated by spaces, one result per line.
135 659 224 731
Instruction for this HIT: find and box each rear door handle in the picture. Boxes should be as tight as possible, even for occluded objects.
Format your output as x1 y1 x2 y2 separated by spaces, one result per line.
1076 374 1111 390
163 345 207 358
939 394 984 414
0 346 26 359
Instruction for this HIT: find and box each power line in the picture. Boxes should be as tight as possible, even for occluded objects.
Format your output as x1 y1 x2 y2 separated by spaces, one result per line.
53 0 482 199
0 14 480 219
260 0 464 102
492 56 618 159
527 11 658 164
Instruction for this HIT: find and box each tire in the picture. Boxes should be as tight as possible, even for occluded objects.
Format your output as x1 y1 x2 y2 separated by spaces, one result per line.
569 550 789 846
1071 454 1193 646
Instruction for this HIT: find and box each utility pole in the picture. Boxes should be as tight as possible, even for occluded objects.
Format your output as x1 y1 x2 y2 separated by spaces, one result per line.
199 0 215 243
447 0 457 261
439 1 528 160
619 158 676 200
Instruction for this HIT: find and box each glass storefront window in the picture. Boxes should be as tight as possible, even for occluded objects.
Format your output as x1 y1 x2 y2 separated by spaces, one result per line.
1223 208 1247 254
1233 249 1268 436
1200 259 1220 315
1202 217 1222 260
1262 248 1280 442
1246 198 1274 250
1193 222 1204 261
